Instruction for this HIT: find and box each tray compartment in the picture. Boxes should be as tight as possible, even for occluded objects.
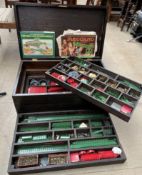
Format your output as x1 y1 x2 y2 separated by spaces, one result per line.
116 83 129 93
78 84 93 95
54 130 75 140
116 75 142 92
105 87 121 98
73 120 89 128
128 88 141 99
70 137 118 149
51 121 72 130
106 79 118 88
76 129 91 138
14 141 68 155
70 148 121 163
18 123 49 133
16 132 52 143
119 94 137 107
92 90 108 103
96 74 108 83
9 110 126 174
106 97 133 115
90 80 106 91
46 57 142 122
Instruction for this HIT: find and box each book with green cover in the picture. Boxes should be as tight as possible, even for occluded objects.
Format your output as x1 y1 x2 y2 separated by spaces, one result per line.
20 31 55 58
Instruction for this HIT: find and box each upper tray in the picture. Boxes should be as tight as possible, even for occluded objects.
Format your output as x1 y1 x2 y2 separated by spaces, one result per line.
45 57 142 122
14 3 107 60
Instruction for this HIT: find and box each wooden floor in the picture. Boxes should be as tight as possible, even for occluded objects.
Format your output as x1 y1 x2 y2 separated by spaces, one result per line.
0 1 142 175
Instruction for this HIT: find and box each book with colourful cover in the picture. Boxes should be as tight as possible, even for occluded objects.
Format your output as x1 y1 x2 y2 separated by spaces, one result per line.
20 31 55 58
61 34 97 58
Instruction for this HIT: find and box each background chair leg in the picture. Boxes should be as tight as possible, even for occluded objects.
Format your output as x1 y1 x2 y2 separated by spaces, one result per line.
128 35 142 42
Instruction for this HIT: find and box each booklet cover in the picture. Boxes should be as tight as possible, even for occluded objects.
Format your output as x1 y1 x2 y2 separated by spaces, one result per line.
60 33 97 58
20 31 55 58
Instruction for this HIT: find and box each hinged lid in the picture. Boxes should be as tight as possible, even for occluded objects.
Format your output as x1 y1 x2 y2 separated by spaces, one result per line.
14 3 107 60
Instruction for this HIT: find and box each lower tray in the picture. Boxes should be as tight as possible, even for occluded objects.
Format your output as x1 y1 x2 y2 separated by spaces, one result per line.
8 109 126 174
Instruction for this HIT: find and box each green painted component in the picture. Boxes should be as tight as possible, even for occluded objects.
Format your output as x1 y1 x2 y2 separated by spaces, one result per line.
104 120 111 126
74 58 90 68
22 114 107 123
18 135 51 143
17 144 68 154
103 129 113 135
120 80 141 92
105 90 120 98
52 122 72 129
60 135 70 139
92 92 107 103
19 126 48 132
79 87 90 93
32 135 48 141
91 129 103 137
120 96 135 106
22 136 32 142
91 121 103 127
70 138 118 149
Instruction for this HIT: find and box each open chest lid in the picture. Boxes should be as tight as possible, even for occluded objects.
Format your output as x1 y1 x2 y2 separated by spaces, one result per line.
14 3 107 60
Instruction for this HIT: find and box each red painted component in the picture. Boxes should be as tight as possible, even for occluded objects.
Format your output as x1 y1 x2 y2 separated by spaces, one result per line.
51 72 60 78
70 82 79 87
96 88 104 92
78 150 119 162
49 81 58 86
121 105 132 114
79 151 87 155
80 153 100 161
67 78 75 84
98 151 119 159
47 86 65 92
70 153 80 163
28 86 47 93
87 150 95 153
66 78 79 87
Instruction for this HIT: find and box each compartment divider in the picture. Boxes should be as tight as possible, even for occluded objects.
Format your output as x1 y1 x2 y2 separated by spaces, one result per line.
74 129 77 138
68 140 71 154
48 121 51 130
12 149 69 158
52 131 55 140
17 121 50 125
71 120 74 129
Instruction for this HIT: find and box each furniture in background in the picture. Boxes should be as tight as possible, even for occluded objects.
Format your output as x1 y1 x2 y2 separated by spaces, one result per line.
86 0 125 21
5 0 37 7
108 0 125 21
0 8 16 44
4 0 77 7
117 0 142 31
61 0 77 5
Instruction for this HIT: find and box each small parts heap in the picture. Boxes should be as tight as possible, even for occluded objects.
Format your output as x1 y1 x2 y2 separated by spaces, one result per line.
48 154 67 165
46 57 142 121
11 112 124 170
27 78 65 94
17 155 39 168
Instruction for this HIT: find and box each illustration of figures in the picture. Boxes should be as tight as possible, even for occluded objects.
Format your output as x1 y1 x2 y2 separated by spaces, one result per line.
68 42 75 56
61 39 68 56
